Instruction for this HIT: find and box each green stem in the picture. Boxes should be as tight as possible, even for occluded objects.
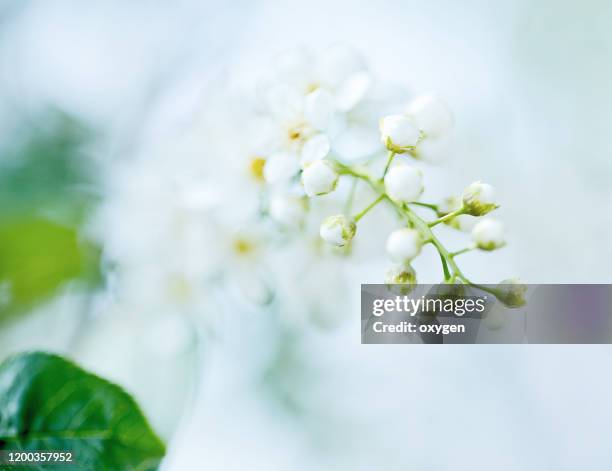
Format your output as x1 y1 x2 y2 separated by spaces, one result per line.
450 246 474 258
381 151 396 180
353 194 385 222
428 207 466 227
344 178 358 213
438 252 451 281
337 164 470 283
409 201 439 212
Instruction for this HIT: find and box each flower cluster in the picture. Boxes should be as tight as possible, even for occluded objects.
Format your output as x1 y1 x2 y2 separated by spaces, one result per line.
250 45 525 307
99 45 525 331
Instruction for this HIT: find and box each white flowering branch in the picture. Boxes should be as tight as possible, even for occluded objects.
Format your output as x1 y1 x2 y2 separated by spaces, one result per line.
252 46 526 308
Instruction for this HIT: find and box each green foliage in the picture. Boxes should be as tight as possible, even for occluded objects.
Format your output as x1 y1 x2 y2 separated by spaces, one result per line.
0 112 97 222
0 352 166 471
0 218 101 321
0 112 102 323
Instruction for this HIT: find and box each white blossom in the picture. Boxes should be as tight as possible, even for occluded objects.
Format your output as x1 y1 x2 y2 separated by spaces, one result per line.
263 151 301 185
302 160 338 196
300 133 331 167
385 264 417 286
386 228 422 263
379 115 420 149
320 215 356 247
496 278 527 308
384 164 424 203
407 94 454 138
472 219 505 250
462 181 497 216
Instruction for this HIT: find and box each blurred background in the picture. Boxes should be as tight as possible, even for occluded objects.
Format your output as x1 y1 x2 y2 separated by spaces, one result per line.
1 0 612 470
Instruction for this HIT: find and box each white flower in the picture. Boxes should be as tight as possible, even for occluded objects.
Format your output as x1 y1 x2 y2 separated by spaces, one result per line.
379 115 420 149
300 133 331 167
269 194 306 228
386 264 416 284
462 181 497 216
302 160 338 196
386 228 422 263
384 164 424 203
263 151 300 184
255 45 379 181
407 94 454 138
304 89 335 130
472 219 505 250
320 215 356 247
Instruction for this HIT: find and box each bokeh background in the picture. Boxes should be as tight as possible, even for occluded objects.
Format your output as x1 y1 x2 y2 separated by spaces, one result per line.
1 1 612 469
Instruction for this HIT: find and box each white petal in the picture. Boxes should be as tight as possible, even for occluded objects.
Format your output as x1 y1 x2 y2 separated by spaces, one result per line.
263 151 300 184
305 89 334 130
407 94 454 138
300 134 331 166
334 72 372 111
301 160 338 196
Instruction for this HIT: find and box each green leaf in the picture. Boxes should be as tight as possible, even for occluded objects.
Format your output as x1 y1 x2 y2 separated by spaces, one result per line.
0 111 103 324
0 218 101 322
0 352 166 471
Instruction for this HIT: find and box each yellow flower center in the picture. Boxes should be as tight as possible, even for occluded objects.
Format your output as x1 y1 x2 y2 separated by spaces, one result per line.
306 82 319 93
233 237 255 256
249 157 266 181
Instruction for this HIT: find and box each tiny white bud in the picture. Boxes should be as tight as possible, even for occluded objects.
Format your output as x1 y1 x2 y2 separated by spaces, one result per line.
379 115 420 150
472 219 505 251
386 228 422 263
407 94 454 138
496 278 527 308
384 164 424 203
301 160 338 197
385 264 417 284
320 215 356 247
462 181 497 216
269 194 306 228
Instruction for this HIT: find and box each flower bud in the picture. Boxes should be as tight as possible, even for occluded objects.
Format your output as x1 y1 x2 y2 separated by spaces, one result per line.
384 164 424 203
386 228 422 263
437 196 476 232
269 194 306 228
385 264 417 294
462 181 498 216
471 219 505 251
320 215 356 247
301 160 338 197
495 278 527 308
379 115 420 151
407 94 454 138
